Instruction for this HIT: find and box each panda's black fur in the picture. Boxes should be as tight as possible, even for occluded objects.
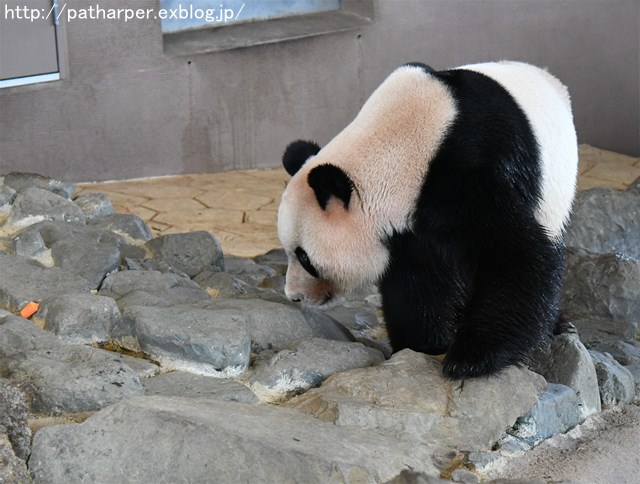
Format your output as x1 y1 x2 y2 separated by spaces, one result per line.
381 66 564 378
280 62 576 379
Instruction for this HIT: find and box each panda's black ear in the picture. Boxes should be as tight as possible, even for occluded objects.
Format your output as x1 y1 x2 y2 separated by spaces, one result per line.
282 140 321 176
308 164 354 210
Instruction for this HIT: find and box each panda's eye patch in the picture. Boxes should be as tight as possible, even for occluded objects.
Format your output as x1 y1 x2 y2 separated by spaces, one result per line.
295 247 319 278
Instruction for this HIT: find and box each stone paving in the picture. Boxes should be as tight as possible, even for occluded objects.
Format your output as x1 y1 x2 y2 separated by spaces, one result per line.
77 145 640 258
1 146 639 482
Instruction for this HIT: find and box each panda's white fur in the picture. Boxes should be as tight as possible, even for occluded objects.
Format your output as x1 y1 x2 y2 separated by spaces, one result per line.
458 61 578 239
278 66 458 301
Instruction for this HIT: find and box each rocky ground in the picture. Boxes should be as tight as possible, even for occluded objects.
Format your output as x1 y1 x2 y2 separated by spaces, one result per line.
0 171 639 483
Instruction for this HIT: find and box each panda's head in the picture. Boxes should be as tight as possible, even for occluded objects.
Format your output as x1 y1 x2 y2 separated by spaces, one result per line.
277 64 458 306
277 140 389 306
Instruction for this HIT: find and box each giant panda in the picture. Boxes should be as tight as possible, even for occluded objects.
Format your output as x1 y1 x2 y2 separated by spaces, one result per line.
277 61 578 379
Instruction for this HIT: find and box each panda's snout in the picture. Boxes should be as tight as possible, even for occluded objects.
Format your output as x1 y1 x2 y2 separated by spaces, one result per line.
284 286 303 303
285 287 333 306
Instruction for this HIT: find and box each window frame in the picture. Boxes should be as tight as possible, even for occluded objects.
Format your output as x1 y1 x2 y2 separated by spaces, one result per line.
162 0 373 56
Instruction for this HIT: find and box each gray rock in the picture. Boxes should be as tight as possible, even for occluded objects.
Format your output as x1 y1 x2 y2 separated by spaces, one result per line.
50 238 121 289
12 228 47 259
193 270 258 298
0 345 143 414
73 192 115 219
13 220 122 248
589 350 636 405
0 379 31 460
3 172 74 199
146 231 224 277
0 309 14 319
142 371 258 404
99 270 210 309
119 354 162 379
116 306 250 377
592 340 640 366
7 188 85 227
118 244 147 261
571 316 638 347
561 249 640 324
508 383 580 445
493 434 533 458
531 333 601 420
258 275 285 291
199 299 353 352
0 317 62 358
0 434 30 484
565 187 640 260
1 345 142 414
301 309 356 343
234 286 291 305
249 338 384 402
324 304 382 333
224 255 278 286
253 248 288 275
123 257 189 277
0 185 16 210
0 252 93 313
11 221 125 287
87 213 152 242
624 364 640 393
287 349 546 452
29 396 438 482
387 470 449 484
33 293 121 344
628 175 640 194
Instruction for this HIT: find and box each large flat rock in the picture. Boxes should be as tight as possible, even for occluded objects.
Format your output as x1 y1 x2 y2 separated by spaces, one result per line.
286 349 546 452
7 187 85 227
0 317 142 414
0 253 93 313
142 371 259 404
29 396 438 483
116 306 251 377
99 270 210 308
197 299 353 352
561 249 640 325
566 187 640 260
249 338 384 402
531 333 601 421
145 231 224 276
33 292 122 344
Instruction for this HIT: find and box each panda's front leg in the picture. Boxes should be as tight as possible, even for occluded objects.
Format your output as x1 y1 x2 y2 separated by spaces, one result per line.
442 240 564 379
380 232 469 356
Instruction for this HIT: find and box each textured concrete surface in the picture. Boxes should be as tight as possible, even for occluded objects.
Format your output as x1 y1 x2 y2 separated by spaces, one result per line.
77 145 640 257
0 0 638 182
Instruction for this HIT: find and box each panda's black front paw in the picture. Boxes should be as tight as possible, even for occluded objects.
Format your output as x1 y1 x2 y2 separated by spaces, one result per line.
442 342 502 380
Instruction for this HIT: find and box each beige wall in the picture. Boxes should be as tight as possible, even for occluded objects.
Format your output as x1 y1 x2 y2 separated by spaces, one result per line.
0 0 638 182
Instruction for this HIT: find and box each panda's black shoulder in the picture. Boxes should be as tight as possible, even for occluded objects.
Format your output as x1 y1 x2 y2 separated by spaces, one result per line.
428 68 540 170
402 62 436 74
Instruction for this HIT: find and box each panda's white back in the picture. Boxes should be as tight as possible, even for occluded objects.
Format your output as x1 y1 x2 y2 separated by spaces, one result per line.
457 61 578 239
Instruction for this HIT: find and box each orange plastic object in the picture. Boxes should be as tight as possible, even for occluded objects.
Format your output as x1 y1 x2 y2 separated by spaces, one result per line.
19 301 40 319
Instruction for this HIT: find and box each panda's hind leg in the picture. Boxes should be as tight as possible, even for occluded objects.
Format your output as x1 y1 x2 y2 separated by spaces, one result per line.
442 239 563 379
381 232 470 357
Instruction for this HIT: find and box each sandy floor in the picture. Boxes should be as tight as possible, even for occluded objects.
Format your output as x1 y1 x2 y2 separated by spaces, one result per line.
492 402 640 483
74 144 640 483
76 144 640 257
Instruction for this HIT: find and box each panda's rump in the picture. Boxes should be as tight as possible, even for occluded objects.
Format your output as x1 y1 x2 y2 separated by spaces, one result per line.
455 61 578 239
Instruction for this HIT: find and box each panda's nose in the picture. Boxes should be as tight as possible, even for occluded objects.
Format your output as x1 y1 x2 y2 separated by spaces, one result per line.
285 287 303 303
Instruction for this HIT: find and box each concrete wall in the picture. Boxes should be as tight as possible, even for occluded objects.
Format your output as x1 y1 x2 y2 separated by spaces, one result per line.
0 0 638 182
